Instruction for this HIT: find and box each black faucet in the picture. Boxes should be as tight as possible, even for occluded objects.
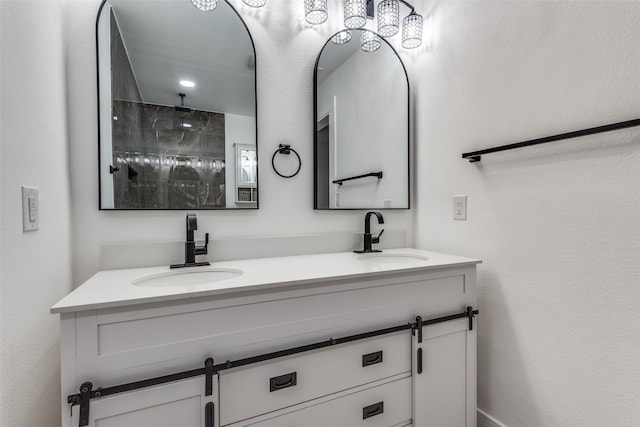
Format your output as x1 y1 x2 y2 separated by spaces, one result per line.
354 211 384 253
170 213 211 268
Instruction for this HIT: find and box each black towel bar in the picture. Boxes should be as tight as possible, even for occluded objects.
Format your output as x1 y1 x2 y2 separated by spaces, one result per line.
462 118 640 162
333 171 383 185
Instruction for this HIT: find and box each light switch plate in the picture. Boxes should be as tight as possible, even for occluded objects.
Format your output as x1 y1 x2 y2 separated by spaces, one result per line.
453 195 467 220
22 186 39 231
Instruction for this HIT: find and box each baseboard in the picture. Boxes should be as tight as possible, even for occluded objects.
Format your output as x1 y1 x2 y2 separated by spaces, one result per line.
477 408 508 427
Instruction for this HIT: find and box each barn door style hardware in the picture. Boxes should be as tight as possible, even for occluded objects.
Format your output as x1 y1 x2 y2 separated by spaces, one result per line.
411 306 479 342
412 307 479 376
67 307 478 427
204 357 215 396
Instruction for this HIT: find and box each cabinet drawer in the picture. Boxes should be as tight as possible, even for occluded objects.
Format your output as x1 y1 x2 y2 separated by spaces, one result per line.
232 376 412 427
219 332 410 425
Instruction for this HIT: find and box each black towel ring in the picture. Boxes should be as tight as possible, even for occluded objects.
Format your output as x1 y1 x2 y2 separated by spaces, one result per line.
271 144 301 178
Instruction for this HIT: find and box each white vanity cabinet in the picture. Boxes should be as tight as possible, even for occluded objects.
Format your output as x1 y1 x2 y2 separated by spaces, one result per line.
54 250 480 427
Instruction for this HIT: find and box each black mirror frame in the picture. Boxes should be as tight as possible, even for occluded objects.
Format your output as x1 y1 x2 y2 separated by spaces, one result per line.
96 0 259 210
312 30 410 211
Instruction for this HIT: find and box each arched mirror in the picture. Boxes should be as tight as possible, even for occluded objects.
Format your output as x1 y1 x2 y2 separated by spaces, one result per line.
97 0 257 209
314 29 409 210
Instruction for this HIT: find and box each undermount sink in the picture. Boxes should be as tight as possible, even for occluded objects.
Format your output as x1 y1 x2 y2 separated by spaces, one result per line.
357 253 429 264
133 268 243 288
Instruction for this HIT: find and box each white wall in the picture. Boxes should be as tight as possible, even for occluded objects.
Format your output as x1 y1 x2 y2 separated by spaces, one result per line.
0 1 3 419
0 3 3 421
414 1 640 426
66 0 414 285
0 2 73 426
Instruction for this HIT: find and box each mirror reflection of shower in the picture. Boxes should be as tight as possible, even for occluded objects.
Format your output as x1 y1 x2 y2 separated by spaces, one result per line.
109 96 229 209
97 0 257 210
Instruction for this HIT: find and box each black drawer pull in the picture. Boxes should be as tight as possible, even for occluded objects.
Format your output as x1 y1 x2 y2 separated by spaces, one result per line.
417 347 423 374
362 401 384 419
362 350 383 367
269 372 297 392
205 402 214 427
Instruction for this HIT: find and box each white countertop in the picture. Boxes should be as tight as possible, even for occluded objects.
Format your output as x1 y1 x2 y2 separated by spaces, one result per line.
51 248 481 314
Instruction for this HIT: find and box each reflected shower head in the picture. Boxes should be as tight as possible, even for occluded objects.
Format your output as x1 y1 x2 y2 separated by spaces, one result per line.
175 93 192 112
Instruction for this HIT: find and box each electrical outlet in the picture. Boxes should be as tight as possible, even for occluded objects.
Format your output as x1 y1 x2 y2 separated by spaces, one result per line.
453 195 467 220
22 186 39 231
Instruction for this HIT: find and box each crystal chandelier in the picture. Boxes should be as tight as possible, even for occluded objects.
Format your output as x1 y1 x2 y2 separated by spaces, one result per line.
191 0 425 50
377 0 399 37
305 0 328 25
401 11 423 49
324 0 425 50
344 0 367 29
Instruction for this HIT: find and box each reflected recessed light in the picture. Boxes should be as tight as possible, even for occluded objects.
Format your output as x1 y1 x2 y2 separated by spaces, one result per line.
180 80 195 88
182 123 193 129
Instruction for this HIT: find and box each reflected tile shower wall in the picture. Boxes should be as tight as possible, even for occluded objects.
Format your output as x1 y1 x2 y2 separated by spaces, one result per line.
109 8 226 209
111 101 226 209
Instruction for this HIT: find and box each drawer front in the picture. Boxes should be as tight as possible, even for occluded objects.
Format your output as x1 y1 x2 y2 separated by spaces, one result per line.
235 376 412 427
219 332 411 425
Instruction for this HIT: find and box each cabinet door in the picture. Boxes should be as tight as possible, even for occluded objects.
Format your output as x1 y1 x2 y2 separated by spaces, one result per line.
69 376 217 427
412 318 477 427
